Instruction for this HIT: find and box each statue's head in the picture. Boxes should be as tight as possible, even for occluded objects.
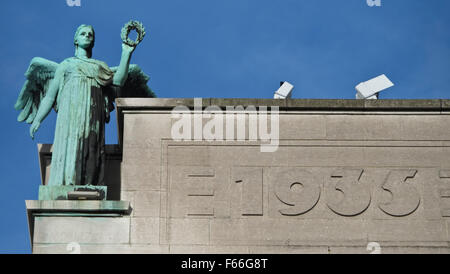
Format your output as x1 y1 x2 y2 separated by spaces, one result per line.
74 24 95 57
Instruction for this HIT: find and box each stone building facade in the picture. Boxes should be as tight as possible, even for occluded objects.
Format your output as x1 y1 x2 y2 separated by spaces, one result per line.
27 98 450 254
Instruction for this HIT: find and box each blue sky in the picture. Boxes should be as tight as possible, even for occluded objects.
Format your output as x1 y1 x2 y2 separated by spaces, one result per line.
0 0 449 253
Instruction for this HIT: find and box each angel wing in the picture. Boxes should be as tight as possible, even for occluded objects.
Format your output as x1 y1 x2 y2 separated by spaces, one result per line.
14 57 59 124
110 64 156 98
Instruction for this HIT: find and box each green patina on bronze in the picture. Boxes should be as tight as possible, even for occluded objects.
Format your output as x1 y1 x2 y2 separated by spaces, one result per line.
38 185 107 201
15 22 154 189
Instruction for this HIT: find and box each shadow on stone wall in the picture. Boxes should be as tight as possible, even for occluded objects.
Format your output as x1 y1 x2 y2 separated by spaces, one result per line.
37 144 122 200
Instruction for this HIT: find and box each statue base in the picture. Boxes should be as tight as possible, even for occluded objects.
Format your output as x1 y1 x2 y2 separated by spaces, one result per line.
39 185 107 201
26 200 131 253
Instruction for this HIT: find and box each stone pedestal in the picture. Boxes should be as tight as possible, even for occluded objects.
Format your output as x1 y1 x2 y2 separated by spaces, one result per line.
26 200 131 253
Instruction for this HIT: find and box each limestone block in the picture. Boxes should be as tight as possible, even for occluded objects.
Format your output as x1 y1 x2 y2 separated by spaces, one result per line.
117 98 198 109
278 114 326 140
123 114 173 148
400 116 450 140
167 146 210 166
326 115 404 140
34 217 130 244
248 245 329 254
209 98 286 108
167 218 210 245
285 99 364 109
367 220 447 244
26 200 131 213
327 246 371 254
362 147 445 168
123 147 161 165
169 245 249 254
364 99 441 110
130 217 160 244
207 146 365 168
121 163 161 191
326 115 450 141
133 191 161 217
210 219 368 246
33 244 170 254
379 247 450 254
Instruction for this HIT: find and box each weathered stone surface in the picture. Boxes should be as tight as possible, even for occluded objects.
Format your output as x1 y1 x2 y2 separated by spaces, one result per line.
167 146 210 166
248 245 329 254
130 217 160 244
116 98 450 112
210 98 286 108
367 220 447 244
121 162 161 191
170 245 249 254
278 115 327 140
325 115 450 141
116 98 198 110
26 200 131 213
364 99 441 110
30 99 450 254
122 114 172 151
210 219 368 246
34 217 130 244
168 166 230 219
329 245 450 254
33 244 170 254
286 99 365 110
167 218 210 245
132 191 161 217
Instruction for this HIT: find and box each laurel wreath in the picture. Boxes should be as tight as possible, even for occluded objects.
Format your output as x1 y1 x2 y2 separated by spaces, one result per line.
121 20 146 47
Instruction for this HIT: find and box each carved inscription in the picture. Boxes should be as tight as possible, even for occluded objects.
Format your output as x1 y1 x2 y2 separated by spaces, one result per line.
171 167 433 218
274 169 321 216
439 170 450 217
327 169 371 217
232 167 264 216
170 167 230 218
379 170 420 217
186 169 216 216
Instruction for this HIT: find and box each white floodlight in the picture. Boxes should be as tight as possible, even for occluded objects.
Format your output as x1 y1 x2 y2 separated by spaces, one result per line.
355 74 394 99
274 81 294 99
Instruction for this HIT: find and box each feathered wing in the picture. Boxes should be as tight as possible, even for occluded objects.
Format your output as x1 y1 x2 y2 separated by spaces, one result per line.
14 57 59 123
110 64 156 98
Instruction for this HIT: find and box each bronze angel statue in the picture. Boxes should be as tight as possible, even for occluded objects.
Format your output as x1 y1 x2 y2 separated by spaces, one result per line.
14 22 155 186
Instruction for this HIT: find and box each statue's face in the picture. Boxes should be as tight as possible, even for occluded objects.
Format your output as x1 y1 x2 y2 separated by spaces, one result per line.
75 27 94 49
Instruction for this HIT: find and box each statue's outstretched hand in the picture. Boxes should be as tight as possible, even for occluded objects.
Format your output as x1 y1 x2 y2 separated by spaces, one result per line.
30 121 40 139
122 43 136 55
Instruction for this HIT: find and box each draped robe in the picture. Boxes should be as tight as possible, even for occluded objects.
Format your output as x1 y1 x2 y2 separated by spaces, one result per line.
48 57 115 186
